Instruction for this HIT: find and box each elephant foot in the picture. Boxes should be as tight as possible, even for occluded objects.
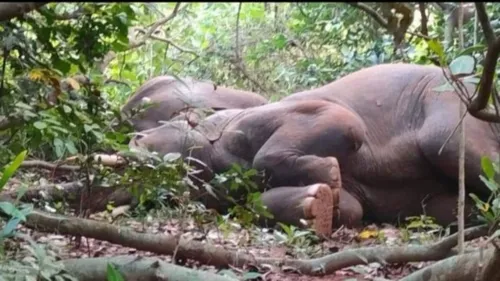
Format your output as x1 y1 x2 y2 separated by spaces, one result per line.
326 156 342 190
302 183 334 238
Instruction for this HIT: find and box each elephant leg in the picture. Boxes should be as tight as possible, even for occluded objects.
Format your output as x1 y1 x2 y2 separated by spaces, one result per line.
259 183 338 237
259 184 364 237
423 192 477 227
418 112 500 198
336 187 364 228
253 152 342 189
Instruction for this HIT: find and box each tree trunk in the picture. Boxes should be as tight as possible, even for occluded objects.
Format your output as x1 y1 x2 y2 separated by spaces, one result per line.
63 255 238 281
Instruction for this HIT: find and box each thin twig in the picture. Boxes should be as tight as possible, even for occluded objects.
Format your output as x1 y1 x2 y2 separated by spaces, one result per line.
346 3 388 29
437 106 468 156
142 3 182 41
457 2 466 255
235 2 242 60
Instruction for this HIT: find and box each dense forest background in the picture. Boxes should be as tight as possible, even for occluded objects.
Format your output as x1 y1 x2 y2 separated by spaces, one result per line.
1 2 500 281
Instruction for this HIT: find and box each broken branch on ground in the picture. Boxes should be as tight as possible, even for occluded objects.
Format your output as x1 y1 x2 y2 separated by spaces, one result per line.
5 207 489 276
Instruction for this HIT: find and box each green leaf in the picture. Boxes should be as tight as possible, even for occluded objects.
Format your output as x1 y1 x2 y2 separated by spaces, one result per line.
63 105 72 113
0 202 17 217
106 263 125 281
84 124 93 133
482 156 495 180
65 140 78 155
33 121 48 130
489 229 500 240
15 102 33 110
462 75 481 85
0 150 27 191
0 217 21 238
273 34 287 50
469 193 486 210
449 55 476 76
54 138 65 158
479 175 498 192
427 39 445 62
53 57 71 75
111 39 129 52
218 269 238 278
0 202 27 222
242 272 262 280
457 44 485 57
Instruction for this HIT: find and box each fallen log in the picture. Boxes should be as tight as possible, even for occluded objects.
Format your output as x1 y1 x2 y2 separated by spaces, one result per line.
20 160 81 171
11 208 489 276
400 247 498 281
0 181 133 214
19 155 127 172
62 255 238 281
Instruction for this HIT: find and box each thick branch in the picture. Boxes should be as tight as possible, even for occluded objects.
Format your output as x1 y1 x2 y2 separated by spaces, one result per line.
0 181 133 214
18 209 259 268
419 3 429 36
459 2 500 122
401 248 497 281
62 256 238 281
0 2 47 22
469 37 500 116
279 225 487 275
346 3 389 29
475 2 494 45
13 208 488 276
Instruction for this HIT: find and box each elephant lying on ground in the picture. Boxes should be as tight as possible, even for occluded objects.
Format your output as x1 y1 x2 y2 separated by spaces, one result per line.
282 63 499 228
121 75 268 131
129 100 366 237
127 63 499 236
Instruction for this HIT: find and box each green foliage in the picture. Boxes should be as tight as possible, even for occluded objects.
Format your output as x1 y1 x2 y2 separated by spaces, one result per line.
0 235 77 281
218 268 262 281
102 150 194 214
470 156 500 226
106 263 125 281
274 223 319 256
400 215 444 244
3 3 500 274
210 164 273 228
0 150 26 191
0 151 32 250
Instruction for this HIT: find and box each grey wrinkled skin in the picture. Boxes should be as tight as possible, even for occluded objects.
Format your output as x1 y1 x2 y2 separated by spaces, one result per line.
121 75 268 131
282 63 500 227
128 63 500 230
129 100 365 217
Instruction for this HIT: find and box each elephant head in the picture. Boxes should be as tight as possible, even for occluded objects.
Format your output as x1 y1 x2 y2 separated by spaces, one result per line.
129 120 215 180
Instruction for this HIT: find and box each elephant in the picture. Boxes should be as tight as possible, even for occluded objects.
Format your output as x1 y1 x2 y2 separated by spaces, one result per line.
281 63 500 229
128 99 367 237
120 75 268 131
126 63 500 237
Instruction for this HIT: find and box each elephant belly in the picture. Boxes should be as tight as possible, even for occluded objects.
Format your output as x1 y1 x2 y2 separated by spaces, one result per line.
357 177 459 224
343 137 462 225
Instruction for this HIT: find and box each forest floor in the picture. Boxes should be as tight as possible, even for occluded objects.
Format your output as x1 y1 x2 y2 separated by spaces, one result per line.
4 168 473 281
